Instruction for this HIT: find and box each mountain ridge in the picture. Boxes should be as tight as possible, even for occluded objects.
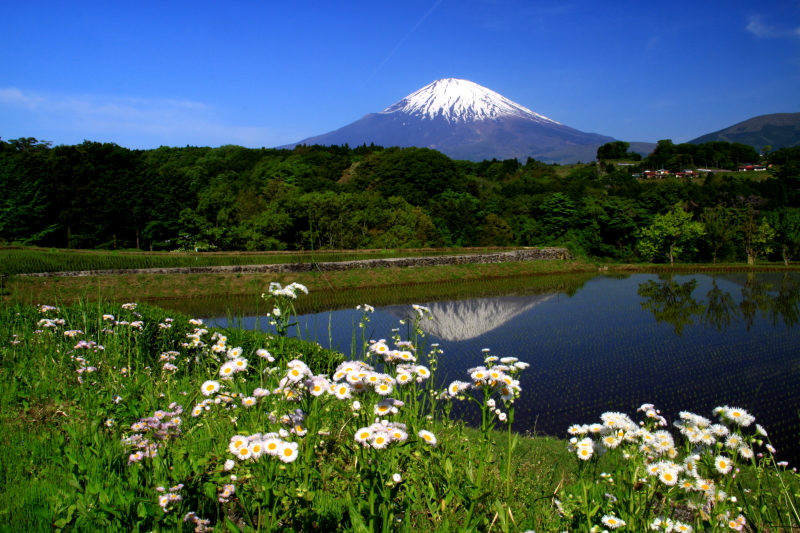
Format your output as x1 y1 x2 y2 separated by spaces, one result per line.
279 78 652 163
688 112 800 151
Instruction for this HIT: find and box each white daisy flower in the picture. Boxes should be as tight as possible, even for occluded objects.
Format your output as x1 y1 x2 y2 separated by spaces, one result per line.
371 432 391 449
659 467 680 486
418 430 437 446
714 455 732 475
737 446 754 459
601 514 625 529
234 445 252 460
229 435 248 454
673 520 693 532
375 382 393 396
263 438 282 456
725 407 755 427
201 380 221 396
250 441 265 459
389 428 408 442
219 362 236 378
354 427 373 444
278 442 299 463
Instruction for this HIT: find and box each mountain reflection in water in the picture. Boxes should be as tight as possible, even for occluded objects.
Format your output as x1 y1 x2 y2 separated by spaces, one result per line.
384 294 555 341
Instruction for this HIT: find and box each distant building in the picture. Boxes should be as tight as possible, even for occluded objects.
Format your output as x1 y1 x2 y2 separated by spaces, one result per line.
675 169 698 178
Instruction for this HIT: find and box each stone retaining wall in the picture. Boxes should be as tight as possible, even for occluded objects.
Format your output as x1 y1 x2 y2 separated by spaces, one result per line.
18 248 572 278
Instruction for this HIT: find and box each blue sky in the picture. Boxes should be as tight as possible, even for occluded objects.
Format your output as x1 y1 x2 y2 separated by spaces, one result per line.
1 0 799 150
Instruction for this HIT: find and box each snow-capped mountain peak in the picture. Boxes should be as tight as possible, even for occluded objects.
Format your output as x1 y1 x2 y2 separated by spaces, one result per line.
380 78 560 125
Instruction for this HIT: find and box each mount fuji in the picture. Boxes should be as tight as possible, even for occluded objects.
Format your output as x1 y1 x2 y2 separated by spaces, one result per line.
280 79 650 163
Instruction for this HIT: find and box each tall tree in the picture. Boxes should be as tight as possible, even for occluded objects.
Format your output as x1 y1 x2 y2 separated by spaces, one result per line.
739 207 775 265
764 208 800 266
638 206 705 265
700 206 737 264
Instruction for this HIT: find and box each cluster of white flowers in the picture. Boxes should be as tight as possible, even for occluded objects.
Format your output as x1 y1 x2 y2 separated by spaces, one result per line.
228 432 299 463
354 420 411 449
263 282 308 299
369 339 418 363
256 348 274 362
565 404 778 524
674 409 754 459
218 484 235 503
183 511 213 532
117 320 144 330
411 304 432 318
328 359 430 399
156 484 184 513
447 352 527 404
649 516 694 531
159 351 181 372
713 405 756 427
184 326 208 349
125 404 184 464
74 339 104 352
37 317 65 329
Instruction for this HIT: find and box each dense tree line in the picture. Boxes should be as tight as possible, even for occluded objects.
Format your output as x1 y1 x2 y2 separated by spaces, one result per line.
639 139 761 171
1 137 799 264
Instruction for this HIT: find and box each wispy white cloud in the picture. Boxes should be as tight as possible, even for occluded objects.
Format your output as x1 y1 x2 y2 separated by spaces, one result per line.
0 88 287 147
746 15 800 39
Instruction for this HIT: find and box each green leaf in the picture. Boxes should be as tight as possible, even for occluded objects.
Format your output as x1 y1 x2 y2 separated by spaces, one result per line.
346 503 371 533
31 505 50 521
224 517 243 533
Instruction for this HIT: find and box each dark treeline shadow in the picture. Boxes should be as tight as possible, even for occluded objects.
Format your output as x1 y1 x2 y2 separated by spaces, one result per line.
637 278 704 335
638 274 800 334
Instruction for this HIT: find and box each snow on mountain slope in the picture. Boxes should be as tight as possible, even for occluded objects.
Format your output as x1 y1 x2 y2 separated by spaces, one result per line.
278 78 636 163
380 78 560 125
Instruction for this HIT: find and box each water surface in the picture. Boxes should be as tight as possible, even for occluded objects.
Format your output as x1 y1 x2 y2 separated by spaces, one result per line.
206 272 800 462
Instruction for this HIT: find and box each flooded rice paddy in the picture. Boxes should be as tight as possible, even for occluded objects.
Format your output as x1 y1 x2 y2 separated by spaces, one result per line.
173 271 800 462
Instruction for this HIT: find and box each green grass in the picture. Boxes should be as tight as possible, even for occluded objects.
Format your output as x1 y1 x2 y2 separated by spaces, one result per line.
0 246 520 277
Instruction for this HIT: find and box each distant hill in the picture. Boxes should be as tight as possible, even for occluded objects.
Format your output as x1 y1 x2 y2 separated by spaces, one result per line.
279 78 652 164
688 113 800 151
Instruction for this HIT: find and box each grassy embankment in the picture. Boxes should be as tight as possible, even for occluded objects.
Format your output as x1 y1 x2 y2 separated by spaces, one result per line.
4 249 799 308
0 246 516 276
0 245 589 304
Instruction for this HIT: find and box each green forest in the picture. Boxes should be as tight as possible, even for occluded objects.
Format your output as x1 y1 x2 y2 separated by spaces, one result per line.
1 136 800 264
